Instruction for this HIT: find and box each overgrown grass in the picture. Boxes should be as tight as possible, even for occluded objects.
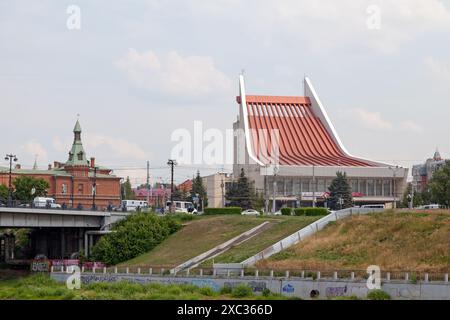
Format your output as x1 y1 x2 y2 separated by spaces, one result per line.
258 210 450 272
0 274 285 300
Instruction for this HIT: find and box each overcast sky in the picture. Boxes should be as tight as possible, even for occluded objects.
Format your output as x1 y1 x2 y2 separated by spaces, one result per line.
1 0 449 185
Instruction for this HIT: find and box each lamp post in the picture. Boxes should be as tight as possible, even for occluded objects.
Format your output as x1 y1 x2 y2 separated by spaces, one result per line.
272 165 278 214
4 154 18 207
92 166 98 211
388 166 401 209
167 159 177 212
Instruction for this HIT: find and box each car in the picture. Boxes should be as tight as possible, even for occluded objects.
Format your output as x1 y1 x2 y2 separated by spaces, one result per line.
241 209 260 216
417 204 442 210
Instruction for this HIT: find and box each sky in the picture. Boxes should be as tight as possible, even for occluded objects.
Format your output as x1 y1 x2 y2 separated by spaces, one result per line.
1 0 450 185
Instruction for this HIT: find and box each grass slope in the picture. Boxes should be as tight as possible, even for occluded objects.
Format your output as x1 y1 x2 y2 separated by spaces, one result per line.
122 215 272 267
201 216 321 266
257 210 450 272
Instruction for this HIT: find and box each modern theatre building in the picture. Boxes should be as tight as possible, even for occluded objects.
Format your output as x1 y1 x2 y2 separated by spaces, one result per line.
233 75 408 209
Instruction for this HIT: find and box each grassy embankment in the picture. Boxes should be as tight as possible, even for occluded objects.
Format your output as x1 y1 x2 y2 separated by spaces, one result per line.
122 214 322 267
201 216 320 266
257 210 450 272
0 274 287 300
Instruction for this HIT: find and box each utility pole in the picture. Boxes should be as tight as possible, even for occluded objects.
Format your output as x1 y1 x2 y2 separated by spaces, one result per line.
312 165 316 208
167 159 177 211
389 166 400 209
92 166 97 211
146 161 150 206
220 178 225 208
5 154 17 207
272 166 278 214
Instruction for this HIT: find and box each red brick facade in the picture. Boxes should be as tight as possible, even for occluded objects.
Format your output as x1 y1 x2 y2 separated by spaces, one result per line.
0 121 121 210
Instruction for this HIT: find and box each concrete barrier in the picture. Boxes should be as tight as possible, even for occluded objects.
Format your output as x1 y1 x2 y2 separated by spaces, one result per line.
51 271 450 300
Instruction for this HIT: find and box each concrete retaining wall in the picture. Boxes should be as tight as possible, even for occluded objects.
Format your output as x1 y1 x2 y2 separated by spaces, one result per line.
51 272 450 300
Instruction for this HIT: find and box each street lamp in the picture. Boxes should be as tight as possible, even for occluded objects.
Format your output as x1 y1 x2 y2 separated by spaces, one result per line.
5 154 18 207
388 165 401 209
92 166 98 211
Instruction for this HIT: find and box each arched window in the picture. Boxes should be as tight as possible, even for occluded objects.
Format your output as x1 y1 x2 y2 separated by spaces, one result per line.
69 152 73 161
77 151 84 161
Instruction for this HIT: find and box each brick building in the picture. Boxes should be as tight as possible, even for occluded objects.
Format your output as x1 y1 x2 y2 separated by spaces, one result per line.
0 120 121 210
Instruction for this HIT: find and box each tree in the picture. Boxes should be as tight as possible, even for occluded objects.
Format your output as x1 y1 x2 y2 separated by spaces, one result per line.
190 171 208 210
172 186 190 202
13 176 50 202
121 176 135 200
328 172 353 210
0 184 8 201
226 168 252 210
428 161 450 208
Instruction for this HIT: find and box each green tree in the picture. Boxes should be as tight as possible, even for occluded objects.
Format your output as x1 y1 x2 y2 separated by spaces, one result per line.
13 176 50 202
190 171 208 210
226 168 252 210
91 213 181 265
121 176 135 200
172 186 190 202
428 161 450 207
0 184 8 201
328 172 353 210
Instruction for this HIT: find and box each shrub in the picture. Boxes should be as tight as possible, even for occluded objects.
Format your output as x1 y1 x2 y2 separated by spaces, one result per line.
199 286 216 296
280 208 292 216
231 284 253 298
91 213 182 265
203 207 242 215
367 290 391 300
293 207 328 216
220 285 232 295
262 288 272 297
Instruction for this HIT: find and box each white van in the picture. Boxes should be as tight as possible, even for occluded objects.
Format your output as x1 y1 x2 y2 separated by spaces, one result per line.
418 204 442 210
121 200 149 211
33 197 61 209
166 201 198 214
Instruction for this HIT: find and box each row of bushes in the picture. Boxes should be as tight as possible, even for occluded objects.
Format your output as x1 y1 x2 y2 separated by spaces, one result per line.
91 213 182 265
203 207 242 215
281 207 329 216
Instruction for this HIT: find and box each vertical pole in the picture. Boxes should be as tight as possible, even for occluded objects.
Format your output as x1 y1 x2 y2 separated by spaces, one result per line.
221 178 225 208
92 166 97 211
146 161 150 206
272 167 277 214
312 165 316 208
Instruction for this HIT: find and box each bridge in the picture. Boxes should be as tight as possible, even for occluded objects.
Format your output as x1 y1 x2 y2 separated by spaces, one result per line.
0 207 127 229
0 207 129 261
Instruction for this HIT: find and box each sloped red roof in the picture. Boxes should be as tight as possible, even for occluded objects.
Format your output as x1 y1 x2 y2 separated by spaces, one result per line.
237 95 375 167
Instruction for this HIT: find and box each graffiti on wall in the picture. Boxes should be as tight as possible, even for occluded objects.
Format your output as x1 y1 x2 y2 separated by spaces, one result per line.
31 260 50 272
325 286 347 297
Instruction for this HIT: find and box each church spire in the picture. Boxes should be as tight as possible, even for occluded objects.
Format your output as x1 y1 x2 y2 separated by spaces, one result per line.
32 155 38 170
66 119 88 166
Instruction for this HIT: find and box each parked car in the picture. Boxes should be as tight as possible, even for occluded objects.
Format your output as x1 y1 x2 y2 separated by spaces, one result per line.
33 197 61 209
271 210 282 216
241 209 260 216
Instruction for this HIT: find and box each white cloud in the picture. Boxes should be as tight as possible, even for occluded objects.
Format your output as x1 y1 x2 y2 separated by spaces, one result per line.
249 0 450 53
21 140 47 159
84 133 150 161
115 49 232 97
353 108 392 130
400 120 423 133
352 108 424 133
425 56 450 82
